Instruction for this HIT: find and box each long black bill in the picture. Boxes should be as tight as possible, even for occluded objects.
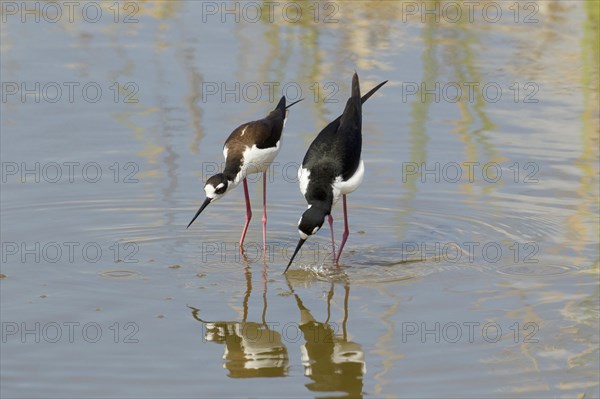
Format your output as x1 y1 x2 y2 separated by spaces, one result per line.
285 98 304 109
186 197 211 229
283 238 306 273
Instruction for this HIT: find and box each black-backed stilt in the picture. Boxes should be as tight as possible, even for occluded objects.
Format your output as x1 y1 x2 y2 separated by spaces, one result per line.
284 73 387 272
187 96 303 248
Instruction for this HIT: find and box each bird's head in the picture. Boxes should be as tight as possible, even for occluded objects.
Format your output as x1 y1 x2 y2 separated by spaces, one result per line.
298 205 327 239
187 173 230 229
204 173 230 201
284 205 328 272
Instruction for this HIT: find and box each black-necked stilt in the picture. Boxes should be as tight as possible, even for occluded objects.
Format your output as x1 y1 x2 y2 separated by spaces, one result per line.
187 96 303 247
284 73 387 272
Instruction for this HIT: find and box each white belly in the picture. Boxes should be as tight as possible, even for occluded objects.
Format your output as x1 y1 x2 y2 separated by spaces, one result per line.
298 167 310 196
236 141 280 183
332 160 364 204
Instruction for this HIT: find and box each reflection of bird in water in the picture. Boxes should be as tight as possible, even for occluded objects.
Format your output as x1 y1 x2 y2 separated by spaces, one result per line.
189 310 288 378
189 257 288 378
286 277 365 398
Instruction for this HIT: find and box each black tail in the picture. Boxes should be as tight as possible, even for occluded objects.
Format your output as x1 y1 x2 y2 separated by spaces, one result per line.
275 96 286 112
351 72 361 99
338 73 362 134
329 78 387 125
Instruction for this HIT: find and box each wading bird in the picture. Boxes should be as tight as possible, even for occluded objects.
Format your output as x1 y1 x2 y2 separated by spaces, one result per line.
284 73 387 272
187 96 303 247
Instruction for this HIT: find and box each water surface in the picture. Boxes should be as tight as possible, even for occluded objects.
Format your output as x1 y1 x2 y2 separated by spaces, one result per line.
1 1 598 398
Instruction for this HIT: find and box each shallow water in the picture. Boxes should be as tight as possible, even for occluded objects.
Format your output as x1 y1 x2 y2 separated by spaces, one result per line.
1 1 599 398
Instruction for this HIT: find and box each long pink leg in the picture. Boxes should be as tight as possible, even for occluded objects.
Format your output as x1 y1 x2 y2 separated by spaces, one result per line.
262 172 267 249
239 178 252 247
335 195 349 264
328 214 336 261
